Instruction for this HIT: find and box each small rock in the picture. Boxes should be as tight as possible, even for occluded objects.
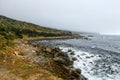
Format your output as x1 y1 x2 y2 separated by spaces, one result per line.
68 49 72 52
99 55 102 57
75 68 81 74
86 56 91 58
72 57 77 61
89 62 93 64
83 63 86 66
77 55 80 57
70 52 75 55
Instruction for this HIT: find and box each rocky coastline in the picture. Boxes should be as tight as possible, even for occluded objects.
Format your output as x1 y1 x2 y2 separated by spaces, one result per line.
27 39 88 80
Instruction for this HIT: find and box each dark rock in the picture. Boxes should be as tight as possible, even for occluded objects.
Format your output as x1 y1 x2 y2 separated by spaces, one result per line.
81 77 88 80
71 69 81 78
89 62 93 64
72 57 77 61
70 52 75 55
68 49 72 52
53 57 67 65
75 68 81 74
83 63 86 66
77 55 80 57
86 56 91 58
99 55 102 57
53 47 61 52
55 52 68 58
62 66 70 73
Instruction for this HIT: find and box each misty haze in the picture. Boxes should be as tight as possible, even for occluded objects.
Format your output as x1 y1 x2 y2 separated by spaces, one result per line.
1 0 120 34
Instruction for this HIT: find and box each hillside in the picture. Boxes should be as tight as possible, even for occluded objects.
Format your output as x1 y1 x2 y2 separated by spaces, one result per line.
0 15 72 38
0 15 74 49
0 15 86 80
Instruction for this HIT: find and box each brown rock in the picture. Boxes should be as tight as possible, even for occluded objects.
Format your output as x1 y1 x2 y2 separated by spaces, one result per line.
46 48 52 53
53 57 67 65
75 68 81 74
72 57 77 61
71 69 81 78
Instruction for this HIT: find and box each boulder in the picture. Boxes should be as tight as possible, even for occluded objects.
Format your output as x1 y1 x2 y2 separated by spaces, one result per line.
72 57 77 61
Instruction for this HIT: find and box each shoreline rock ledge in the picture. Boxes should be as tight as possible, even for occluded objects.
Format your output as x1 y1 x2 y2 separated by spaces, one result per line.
30 43 88 80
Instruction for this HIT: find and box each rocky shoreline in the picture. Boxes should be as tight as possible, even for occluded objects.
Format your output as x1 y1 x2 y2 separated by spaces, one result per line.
0 36 89 80
26 34 81 42
28 40 88 80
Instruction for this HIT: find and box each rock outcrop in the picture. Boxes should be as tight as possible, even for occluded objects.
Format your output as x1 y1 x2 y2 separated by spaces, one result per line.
30 43 88 80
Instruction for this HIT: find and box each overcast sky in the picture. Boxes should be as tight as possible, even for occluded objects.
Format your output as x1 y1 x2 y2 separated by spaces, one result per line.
0 0 120 34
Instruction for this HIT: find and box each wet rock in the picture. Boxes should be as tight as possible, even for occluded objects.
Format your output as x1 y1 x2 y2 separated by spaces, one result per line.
72 57 77 61
86 56 91 58
53 47 61 52
99 55 102 57
77 55 80 57
89 62 93 64
71 68 81 78
70 52 75 55
91 55 94 57
68 49 72 52
75 68 81 74
81 77 88 80
83 63 86 66
28 43 88 80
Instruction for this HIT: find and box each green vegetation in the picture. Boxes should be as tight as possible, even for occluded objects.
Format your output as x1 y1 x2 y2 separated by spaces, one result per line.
0 15 72 49
0 15 77 80
0 15 72 38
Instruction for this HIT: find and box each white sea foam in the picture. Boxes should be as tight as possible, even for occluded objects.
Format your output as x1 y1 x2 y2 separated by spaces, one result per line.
60 47 120 80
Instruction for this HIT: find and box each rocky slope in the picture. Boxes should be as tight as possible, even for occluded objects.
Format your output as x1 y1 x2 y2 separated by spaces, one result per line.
0 15 87 80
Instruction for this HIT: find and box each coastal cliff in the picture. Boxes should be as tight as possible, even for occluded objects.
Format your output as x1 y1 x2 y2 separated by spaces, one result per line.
0 15 87 80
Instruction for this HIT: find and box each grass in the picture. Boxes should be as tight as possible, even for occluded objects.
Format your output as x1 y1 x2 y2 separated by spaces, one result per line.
0 15 75 80
0 48 63 80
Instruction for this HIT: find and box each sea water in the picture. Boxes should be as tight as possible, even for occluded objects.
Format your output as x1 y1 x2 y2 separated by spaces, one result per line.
38 34 120 80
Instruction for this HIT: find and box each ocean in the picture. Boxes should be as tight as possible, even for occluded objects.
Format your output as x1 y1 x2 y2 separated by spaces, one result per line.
37 33 120 80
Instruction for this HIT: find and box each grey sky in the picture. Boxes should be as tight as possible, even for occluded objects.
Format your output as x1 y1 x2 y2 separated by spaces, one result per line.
0 0 120 34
